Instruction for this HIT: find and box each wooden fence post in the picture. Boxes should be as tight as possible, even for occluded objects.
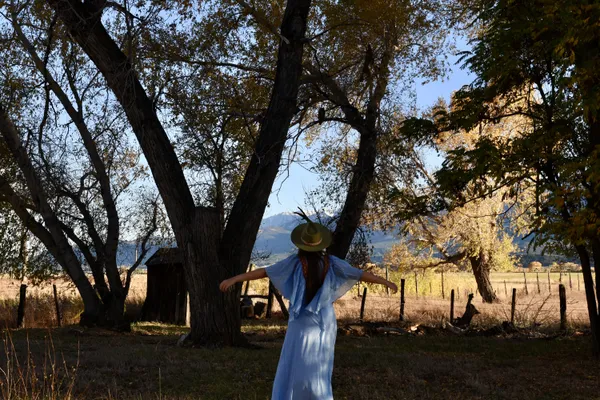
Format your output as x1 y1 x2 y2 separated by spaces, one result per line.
17 284 27 328
568 272 572 290
504 280 507 296
547 271 551 293
273 288 289 319
53 284 61 327
399 279 405 321
266 282 274 319
441 269 445 299
523 271 528 295
559 284 567 331
244 264 252 296
414 271 418 299
385 265 390 296
510 288 517 325
359 287 367 323
450 289 455 322
536 272 540 294
185 293 191 327
577 274 580 291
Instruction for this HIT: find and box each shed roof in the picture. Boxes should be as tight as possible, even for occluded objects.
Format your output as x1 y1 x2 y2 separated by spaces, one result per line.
145 247 183 267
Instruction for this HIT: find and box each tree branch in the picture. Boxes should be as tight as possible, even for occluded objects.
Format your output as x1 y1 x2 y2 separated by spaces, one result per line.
233 0 290 44
11 10 120 269
47 0 195 234
125 199 159 297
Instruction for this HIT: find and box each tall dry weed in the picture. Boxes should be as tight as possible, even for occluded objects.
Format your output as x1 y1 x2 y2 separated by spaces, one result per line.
0 332 78 399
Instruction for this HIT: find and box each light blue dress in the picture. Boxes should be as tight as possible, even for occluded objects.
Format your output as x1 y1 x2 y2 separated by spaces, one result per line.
265 254 364 400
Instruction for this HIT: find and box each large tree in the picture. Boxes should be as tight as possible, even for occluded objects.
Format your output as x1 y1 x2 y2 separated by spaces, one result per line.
0 2 158 328
389 191 516 302
46 0 312 346
384 102 525 303
166 64 269 229
404 0 600 352
295 0 459 258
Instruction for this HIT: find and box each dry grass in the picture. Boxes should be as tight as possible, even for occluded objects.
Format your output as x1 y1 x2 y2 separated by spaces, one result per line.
0 269 597 399
331 290 591 332
0 274 147 328
0 270 591 332
255 270 593 331
0 322 597 399
0 331 77 399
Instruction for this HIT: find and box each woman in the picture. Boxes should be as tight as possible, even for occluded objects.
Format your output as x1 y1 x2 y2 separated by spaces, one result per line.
219 211 397 399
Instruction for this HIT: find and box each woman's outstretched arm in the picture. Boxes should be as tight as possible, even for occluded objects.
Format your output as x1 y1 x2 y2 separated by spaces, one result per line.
360 271 398 293
219 268 267 292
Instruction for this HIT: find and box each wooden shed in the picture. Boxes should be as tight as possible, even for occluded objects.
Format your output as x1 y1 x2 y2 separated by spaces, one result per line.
140 248 188 325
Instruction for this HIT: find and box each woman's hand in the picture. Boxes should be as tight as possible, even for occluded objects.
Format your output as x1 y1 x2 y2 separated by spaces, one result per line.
386 281 398 294
218 269 267 293
219 278 237 292
360 271 399 294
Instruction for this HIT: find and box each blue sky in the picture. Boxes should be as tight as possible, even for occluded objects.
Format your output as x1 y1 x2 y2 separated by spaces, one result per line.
264 48 475 217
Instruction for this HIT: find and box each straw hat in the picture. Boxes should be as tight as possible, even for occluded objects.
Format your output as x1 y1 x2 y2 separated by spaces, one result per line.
290 208 332 252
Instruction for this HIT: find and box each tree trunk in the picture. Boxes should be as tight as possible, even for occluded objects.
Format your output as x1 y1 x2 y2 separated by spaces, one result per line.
99 285 129 331
183 208 244 346
219 0 313 277
328 126 377 259
49 0 312 346
576 244 600 354
327 38 393 260
469 250 497 303
591 237 600 314
0 104 102 326
103 257 129 330
87 261 130 330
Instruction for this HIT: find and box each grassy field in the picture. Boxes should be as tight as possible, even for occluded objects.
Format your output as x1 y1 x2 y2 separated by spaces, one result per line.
0 270 592 330
0 271 597 399
0 321 598 399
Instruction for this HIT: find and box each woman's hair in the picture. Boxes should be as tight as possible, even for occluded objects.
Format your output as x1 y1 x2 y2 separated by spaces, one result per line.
298 249 326 304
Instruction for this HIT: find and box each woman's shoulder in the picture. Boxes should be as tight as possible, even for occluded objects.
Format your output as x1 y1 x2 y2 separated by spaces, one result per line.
326 254 347 264
273 254 300 267
284 254 300 262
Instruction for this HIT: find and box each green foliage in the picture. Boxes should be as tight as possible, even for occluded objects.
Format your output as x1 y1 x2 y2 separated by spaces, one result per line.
383 242 439 273
384 191 518 275
548 261 581 272
403 0 600 256
346 229 374 270
298 0 460 224
0 208 59 283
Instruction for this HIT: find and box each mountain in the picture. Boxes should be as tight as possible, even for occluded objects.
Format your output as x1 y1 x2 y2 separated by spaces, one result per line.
254 212 397 265
259 212 300 229
252 212 574 266
253 212 313 264
113 212 569 268
109 241 167 269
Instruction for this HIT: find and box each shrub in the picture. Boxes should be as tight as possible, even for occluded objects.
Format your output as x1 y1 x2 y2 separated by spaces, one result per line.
527 261 543 272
